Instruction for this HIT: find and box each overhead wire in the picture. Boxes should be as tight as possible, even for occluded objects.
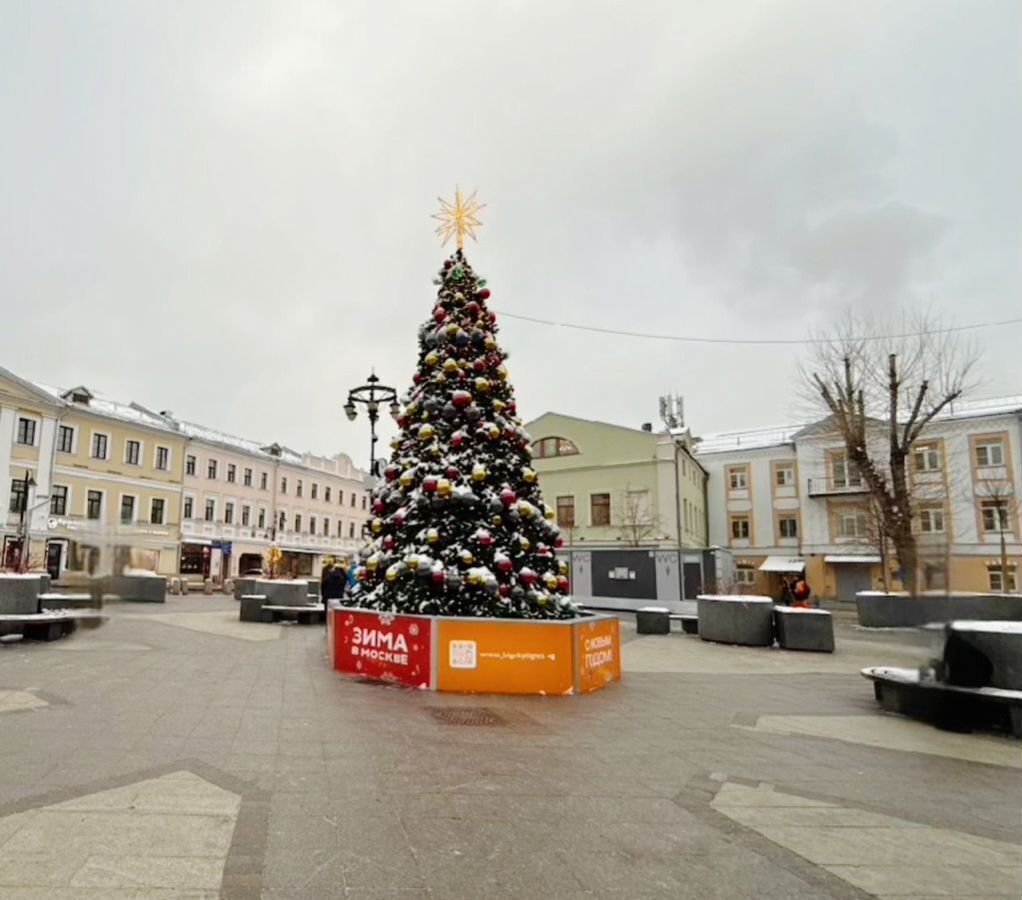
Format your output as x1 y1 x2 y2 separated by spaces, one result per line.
491 310 1022 346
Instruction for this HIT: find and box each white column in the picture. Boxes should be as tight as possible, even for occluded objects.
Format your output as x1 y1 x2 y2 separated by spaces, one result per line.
0 406 15 518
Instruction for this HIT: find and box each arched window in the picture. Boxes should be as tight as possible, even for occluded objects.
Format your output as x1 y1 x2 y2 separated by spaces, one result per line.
533 437 580 459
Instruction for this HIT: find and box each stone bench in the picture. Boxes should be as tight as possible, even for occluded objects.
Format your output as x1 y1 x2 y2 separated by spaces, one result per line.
38 593 97 611
697 595 774 647
670 614 699 635
0 611 103 642
773 606 834 653
239 595 269 623
636 607 670 635
263 604 325 625
104 575 167 603
0 575 45 615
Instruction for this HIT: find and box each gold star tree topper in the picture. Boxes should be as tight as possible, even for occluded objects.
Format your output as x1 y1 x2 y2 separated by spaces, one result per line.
432 187 486 250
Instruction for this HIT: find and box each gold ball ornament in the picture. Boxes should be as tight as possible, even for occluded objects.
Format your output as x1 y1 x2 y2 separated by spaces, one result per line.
437 479 453 497
446 323 460 336
418 423 435 441
544 574 558 590
472 463 487 482
385 564 401 582
486 423 501 440
517 501 535 519
496 364 508 380
522 467 537 483
367 554 381 571
442 358 459 374
559 561 569 575
407 555 420 571
425 351 440 367
484 335 497 350
519 535 532 551
491 514 502 526
493 399 506 412
371 518 383 534
399 470 415 488
545 507 556 520
426 527 440 543
474 377 490 393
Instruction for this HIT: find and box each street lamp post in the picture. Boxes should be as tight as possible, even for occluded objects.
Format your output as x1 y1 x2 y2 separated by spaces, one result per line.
15 470 36 573
344 372 401 479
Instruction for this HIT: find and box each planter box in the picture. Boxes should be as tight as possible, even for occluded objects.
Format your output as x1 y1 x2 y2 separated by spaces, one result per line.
0 574 44 615
38 593 96 611
249 579 307 607
234 577 261 601
105 574 167 603
239 595 270 623
774 606 834 653
328 606 621 695
856 592 1022 628
697 595 774 647
943 621 1022 692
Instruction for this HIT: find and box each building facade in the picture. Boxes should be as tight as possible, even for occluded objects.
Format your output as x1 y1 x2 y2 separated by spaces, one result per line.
696 397 1022 600
0 366 371 584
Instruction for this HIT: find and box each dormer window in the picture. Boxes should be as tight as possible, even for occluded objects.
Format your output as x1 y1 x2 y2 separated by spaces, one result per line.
60 386 94 406
533 437 579 459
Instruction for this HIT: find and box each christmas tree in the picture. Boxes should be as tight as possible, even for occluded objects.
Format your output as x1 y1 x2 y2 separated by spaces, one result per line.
347 191 577 619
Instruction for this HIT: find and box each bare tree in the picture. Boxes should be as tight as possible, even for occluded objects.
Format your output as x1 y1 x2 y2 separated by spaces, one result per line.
801 312 976 594
614 488 660 547
974 478 1020 594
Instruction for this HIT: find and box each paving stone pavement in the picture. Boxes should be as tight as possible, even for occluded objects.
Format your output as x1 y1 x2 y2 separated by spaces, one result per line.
0 594 1018 899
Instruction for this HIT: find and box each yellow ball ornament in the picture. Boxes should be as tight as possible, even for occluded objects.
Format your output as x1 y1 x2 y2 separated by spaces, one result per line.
371 518 383 533
425 351 439 367
472 463 487 482
474 377 490 393
522 467 537 483
426 527 440 543
399 470 415 488
442 358 459 374
437 479 453 497
418 423 435 441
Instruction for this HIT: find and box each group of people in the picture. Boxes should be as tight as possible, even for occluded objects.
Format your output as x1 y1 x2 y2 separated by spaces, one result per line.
320 558 352 606
780 574 813 608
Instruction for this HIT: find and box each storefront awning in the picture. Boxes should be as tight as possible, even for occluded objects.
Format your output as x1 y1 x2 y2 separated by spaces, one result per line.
824 554 881 565
759 556 806 573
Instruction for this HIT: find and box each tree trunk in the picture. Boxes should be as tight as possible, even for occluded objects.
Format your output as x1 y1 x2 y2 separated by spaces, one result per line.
892 528 918 595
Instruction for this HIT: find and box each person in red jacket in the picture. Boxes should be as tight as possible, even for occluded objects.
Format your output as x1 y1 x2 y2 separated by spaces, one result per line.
791 577 812 608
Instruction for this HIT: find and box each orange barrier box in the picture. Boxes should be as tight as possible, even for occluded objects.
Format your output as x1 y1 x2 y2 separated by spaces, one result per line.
436 618 576 695
576 615 621 692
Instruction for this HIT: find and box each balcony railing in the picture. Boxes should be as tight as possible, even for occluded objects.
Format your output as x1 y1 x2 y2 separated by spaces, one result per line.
807 477 869 498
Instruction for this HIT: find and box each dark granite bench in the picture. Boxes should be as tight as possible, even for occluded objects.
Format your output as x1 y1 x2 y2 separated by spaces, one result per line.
239 595 269 623
774 606 834 652
636 607 670 635
0 611 104 642
262 604 325 625
669 613 698 634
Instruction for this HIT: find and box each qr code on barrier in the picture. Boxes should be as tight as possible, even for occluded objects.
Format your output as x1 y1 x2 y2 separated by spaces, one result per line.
449 640 477 670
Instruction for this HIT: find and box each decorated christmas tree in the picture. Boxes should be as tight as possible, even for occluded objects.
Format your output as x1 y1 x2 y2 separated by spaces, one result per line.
347 190 577 619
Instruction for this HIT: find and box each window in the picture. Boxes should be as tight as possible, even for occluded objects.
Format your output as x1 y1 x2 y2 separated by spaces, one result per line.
348 521 355 538
338 490 344 505
295 514 302 533
257 508 266 529
120 495 135 523
980 500 1010 534
243 468 252 487
186 455 196 476
311 483 318 500
16 417 36 446
86 490 102 520
91 433 108 459
309 516 316 535
278 510 286 531
350 493 356 507
207 459 218 479
337 520 343 537
325 487 332 503
591 493 611 527
362 496 367 510
204 499 215 522
224 502 234 525
736 565 756 586
50 485 68 515
9 479 27 513
57 425 74 453
260 472 267 490
125 440 141 466
556 496 575 527
155 446 170 471
836 509 868 539
730 516 750 540
297 480 303 498
150 498 165 525
778 517 798 539
323 518 329 536
183 497 193 519
976 440 1005 468
989 566 1018 593
241 505 250 526
775 465 794 487
281 477 288 494
728 467 748 490
918 506 945 534
832 454 862 489
913 444 940 473
227 464 236 483
533 437 579 459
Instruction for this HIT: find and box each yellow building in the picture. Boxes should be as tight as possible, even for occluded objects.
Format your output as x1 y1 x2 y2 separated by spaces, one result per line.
0 368 185 578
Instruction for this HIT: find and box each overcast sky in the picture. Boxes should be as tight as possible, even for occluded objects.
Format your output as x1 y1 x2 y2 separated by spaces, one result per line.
2 1 1019 465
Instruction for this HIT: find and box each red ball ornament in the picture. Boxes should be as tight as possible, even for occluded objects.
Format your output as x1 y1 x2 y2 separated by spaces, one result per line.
443 260 453 269
520 569 537 586
499 488 516 506
383 536 395 550
432 569 445 584
508 401 517 416
396 415 408 430
452 431 466 449
413 373 423 384
452 390 472 408
466 300 480 316
446 466 459 480
473 358 486 373
422 476 438 494
555 536 565 548
434 308 446 323
384 465 399 482
496 556 513 573
478 288 491 300
476 530 493 548
557 575 570 592
499 584 510 597
373 499 385 514
393 509 406 526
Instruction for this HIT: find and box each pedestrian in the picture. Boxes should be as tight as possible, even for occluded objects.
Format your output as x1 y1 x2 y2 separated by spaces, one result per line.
791 576 812 608
320 559 346 611
779 576 793 606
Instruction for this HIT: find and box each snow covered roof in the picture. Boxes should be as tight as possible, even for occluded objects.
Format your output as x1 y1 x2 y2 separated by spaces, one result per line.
933 395 1022 422
693 424 801 455
174 420 305 464
34 382 176 433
